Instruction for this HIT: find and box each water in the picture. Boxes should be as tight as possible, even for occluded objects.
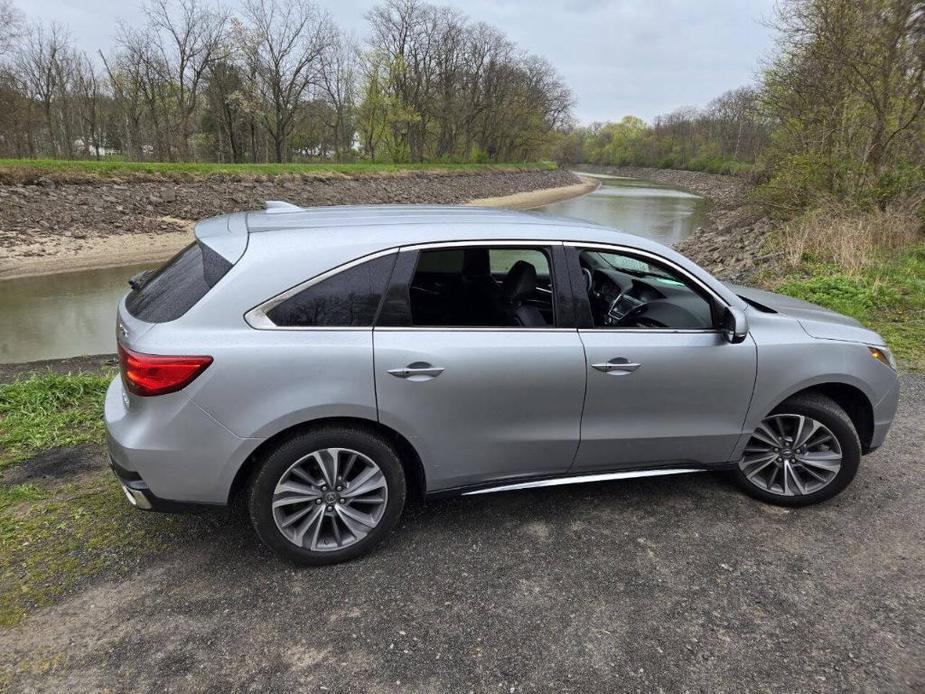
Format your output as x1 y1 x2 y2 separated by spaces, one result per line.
537 173 708 246
0 175 706 364
0 263 154 364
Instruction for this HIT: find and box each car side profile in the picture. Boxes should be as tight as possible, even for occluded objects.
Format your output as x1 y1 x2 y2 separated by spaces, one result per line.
105 203 900 564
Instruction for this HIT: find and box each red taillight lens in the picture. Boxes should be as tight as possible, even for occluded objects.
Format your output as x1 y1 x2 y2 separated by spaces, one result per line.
118 345 213 397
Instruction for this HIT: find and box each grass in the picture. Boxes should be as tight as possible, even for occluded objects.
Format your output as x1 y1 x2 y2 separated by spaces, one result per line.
0 159 556 185
767 244 925 369
0 371 112 470
0 475 189 629
0 370 195 629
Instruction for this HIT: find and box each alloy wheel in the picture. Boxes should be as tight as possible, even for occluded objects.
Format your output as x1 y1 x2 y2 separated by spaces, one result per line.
738 414 843 497
272 447 388 551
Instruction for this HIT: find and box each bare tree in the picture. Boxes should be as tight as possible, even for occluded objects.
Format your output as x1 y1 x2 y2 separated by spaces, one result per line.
144 0 228 159
242 0 333 162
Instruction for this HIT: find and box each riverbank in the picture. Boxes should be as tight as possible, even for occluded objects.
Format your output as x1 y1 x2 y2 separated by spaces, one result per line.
0 167 585 280
580 166 772 280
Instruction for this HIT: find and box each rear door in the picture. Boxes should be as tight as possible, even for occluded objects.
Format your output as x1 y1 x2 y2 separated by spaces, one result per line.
373 243 587 492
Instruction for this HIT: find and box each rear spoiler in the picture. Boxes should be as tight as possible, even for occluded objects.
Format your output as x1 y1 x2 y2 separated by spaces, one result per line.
193 212 249 265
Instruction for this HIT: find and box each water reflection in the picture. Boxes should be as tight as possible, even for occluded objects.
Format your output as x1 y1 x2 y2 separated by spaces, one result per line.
0 263 152 364
537 174 708 247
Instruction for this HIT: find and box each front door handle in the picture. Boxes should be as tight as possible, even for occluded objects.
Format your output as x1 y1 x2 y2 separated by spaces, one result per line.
592 358 641 374
388 362 445 380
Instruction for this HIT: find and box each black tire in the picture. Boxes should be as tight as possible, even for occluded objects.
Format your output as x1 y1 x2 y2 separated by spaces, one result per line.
732 393 861 507
249 425 406 565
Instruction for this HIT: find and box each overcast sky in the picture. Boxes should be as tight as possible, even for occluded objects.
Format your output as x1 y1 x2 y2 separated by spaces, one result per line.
23 0 778 124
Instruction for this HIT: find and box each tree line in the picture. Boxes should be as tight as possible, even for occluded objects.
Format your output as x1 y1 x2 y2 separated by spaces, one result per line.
556 0 924 213
0 0 572 164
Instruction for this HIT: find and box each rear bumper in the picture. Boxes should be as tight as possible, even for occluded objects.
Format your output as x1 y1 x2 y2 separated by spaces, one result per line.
104 376 263 505
109 458 219 513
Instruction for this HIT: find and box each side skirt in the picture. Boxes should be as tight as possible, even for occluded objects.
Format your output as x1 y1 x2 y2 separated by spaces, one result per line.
426 462 737 500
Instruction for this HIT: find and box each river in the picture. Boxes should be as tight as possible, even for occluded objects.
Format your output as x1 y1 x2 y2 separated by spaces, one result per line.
0 174 707 364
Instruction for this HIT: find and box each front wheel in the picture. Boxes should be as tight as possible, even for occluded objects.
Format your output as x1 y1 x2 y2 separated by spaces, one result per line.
733 393 861 507
249 426 406 565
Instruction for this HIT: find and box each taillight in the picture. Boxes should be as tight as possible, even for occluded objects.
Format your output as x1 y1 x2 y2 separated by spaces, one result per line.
118 345 213 397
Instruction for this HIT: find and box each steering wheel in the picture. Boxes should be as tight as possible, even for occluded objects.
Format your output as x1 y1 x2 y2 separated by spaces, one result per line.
582 267 593 293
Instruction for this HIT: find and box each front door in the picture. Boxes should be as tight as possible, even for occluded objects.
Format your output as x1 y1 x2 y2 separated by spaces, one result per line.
569 246 757 471
374 243 587 492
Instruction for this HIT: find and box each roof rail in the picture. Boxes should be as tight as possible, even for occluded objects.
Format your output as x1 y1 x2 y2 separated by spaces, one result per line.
265 200 303 214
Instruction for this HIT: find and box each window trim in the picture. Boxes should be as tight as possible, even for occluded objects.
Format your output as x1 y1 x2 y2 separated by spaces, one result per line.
565 242 727 334
376 240 569 331
244 248 398 330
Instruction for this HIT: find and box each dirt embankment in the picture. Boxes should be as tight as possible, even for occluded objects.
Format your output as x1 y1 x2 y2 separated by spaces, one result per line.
0 168 587 279
582 166 773 280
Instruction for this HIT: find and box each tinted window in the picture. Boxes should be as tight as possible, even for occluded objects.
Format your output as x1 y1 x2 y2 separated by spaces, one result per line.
125 242 232 323
267 253 396 327
409 246 554 327
579 249 715 330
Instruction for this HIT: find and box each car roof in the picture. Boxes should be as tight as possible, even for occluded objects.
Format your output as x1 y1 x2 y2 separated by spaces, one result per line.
189 203 747 321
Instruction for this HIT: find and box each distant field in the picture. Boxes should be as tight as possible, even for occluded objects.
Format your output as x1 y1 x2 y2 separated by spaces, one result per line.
0 159 556 185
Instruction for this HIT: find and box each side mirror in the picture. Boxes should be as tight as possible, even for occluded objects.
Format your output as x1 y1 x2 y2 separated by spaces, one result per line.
722 306 749 344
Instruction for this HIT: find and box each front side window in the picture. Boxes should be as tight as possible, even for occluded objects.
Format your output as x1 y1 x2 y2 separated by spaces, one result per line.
408 246 554 327
578 249 715 330
267 253 396 327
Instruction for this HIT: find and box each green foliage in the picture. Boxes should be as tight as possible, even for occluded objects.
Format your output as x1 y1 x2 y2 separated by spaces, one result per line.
774 245 925 369
0 371 112 468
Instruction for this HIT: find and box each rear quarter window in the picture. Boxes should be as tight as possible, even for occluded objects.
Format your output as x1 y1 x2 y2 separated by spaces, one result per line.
266 253 397 327
125 242 232 323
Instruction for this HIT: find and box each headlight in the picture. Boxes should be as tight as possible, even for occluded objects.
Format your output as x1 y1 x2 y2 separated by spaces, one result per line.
868 346 896 370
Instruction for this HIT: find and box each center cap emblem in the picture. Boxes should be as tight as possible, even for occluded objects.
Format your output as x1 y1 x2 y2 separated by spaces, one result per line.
324 492 338 505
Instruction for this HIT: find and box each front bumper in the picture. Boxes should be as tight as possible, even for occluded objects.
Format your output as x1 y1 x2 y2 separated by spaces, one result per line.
869 375 901 451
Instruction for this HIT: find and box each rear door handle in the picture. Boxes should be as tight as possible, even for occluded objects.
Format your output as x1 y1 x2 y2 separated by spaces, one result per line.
592 358 641 374
388 363 445 379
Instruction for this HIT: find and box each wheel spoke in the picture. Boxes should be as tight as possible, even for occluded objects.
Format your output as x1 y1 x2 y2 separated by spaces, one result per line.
797 451 841 471
752 423 781 448
314 450 339 488
786 462 807 495
794 418 820 448
292 505 324 547
273 493 320 509
345 470 386 498
745 457 776 481
275 480 321 498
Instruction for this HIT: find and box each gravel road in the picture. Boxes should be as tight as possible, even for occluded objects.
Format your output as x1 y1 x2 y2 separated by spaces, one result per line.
1 373 922 693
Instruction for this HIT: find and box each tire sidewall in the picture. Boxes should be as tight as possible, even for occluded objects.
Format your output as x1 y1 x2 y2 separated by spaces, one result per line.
249 427 406 565
733 397 861 507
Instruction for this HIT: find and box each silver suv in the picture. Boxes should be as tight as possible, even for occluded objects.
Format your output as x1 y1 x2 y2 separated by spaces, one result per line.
106 204 900 564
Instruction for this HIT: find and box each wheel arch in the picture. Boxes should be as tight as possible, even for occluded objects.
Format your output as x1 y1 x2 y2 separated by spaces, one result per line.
227 416 427 505
773 382 875 453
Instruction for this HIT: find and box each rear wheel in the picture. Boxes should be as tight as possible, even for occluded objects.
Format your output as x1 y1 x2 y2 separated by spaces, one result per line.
249 426 406 565
733 393 861 507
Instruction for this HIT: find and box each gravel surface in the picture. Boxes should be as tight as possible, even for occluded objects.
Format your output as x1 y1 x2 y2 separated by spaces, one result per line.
0 371 921 692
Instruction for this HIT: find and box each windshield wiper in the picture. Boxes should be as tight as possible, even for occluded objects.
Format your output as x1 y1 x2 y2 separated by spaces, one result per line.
128 269 156 291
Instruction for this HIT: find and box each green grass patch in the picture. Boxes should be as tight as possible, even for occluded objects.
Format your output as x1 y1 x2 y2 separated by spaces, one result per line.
771 244 925 369
0 474 189 629
0 369 196 630
0 371 112 470
0 159 556 185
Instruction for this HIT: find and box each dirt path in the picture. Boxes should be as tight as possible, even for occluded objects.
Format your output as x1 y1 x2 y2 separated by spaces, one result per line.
1 371 921 692
0 169 586 280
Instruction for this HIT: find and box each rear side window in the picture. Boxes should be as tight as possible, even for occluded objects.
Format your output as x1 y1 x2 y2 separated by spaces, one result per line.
125 242 232 323
267 253 397 327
